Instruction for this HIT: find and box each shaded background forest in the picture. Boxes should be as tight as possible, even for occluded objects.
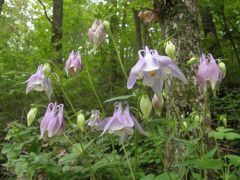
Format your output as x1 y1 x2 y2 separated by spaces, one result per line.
0 0 240 174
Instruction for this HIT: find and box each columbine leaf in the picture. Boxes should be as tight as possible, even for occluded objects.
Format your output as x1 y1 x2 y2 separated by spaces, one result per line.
104 94 135 103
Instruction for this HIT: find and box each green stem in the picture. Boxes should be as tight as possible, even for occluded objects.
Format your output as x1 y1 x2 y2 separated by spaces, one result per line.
203 90 210 127
199 128 207 179
64 133 96 180
52 73 77 114
110 136 122 179
122 142 135 180
202 90 211 179
134 131 138 173
214 138 226 179
106 26 128 80
85 65 105 113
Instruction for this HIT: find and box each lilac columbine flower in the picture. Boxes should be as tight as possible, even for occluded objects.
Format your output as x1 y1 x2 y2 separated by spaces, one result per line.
101 102 145 142
26 65 52 98
197 53 223 91
40 103 65 139
65 50 83 76
87 110 106 130
88 20 106 50
127 46 187 98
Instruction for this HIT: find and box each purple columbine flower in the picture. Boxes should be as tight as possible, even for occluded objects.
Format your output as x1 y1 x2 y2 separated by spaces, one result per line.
40 102 65 139
65 50 83 76
101 102 145 142
127 46 187 98
87 110 106 130
26 65 52 98
88 20 106 50
197 53 223 91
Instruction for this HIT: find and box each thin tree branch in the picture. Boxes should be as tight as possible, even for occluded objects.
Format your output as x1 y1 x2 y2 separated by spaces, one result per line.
0 0 4 14
37 0 52 24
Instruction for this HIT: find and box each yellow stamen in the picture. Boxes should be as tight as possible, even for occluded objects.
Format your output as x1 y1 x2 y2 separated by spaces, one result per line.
149 71 156 77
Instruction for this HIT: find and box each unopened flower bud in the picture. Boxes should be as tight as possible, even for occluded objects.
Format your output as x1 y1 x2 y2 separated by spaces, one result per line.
27 107 38 126
77 111 85 132
152 94 164 114
165 41 176 60
42 63 51 78
187 56 198 65
103 21 110 30
140 95 152 120
218 61 226 78
220 115 227 127
183 121 188 130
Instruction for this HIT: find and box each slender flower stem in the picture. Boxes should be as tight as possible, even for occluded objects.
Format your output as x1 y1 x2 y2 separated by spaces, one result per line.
214 138 226 179
52 73 77 114
202 90 210 179
85 64 105 113
121 142 135 180
105 26 128 80
134 131 138 174
203 90 210 127
59 83 77 114
110 136 122 179
63 133 96 180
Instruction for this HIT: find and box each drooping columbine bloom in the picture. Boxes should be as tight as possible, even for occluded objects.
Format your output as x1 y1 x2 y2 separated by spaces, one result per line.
65 50 83 76
26 65 52 98
40 103 65 139
101 102 145 142
197 53 223 91
88 20 106 50
127 46 187 98
87 110 104 130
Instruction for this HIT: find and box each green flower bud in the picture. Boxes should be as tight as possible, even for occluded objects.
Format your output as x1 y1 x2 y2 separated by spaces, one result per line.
27 107 38 126
152 94 164 114
219 115 227 127
218 61 226 77
140 95 152 120
183 121 188 130
103 21 110 30
165 41 176 60
42 63 51 78
187 56 198 65
77 111 85 132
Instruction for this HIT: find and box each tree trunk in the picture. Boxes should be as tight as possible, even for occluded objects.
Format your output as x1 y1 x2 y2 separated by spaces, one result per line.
0 0 4 14
132 8 142 50
156 0 200 62
154 0 201 116
200 5 222 57
154 0 202 170
51 0 63 63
